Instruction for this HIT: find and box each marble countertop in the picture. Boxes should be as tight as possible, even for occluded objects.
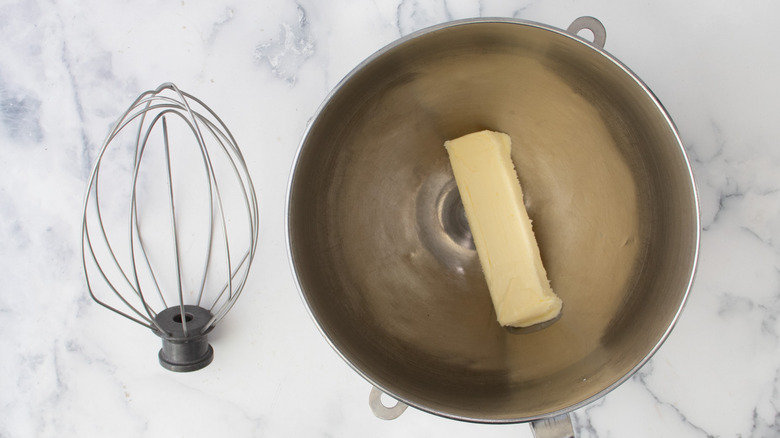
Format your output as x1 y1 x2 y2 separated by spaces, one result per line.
3 0 779 436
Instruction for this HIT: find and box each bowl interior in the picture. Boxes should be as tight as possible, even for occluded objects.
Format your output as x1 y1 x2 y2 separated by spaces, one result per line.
288 20 698 422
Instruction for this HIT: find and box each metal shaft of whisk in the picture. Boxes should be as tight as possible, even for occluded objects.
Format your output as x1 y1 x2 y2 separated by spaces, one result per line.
161 116 189 337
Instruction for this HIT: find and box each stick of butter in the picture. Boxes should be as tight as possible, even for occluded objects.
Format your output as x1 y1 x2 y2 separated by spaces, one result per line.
444 130 562 328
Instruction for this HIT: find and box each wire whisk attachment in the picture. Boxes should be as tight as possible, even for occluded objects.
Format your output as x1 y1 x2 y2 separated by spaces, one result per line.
81 83 259 371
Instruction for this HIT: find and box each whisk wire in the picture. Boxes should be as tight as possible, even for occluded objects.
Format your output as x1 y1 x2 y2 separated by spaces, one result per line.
82 92 183 329
82 216 156 330
83 125 158 330
169 92 227 334
161 116 191 336
127 100 244 336
180 90 259 333
197 118 259 330
129 109 185 334
82 82 259 351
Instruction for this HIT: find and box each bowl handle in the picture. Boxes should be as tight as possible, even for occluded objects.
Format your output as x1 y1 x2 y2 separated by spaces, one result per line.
369 386 408 420
531 413 575 438
369 387 576 436
566 16 606 48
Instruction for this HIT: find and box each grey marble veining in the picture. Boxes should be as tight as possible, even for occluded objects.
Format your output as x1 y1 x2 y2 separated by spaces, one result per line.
2 0 779 436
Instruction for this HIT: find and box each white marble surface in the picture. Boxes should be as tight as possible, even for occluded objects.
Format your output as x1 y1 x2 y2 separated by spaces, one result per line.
2 0 779 436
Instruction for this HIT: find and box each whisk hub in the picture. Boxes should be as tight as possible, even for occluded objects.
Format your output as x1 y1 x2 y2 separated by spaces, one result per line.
155 305 215 372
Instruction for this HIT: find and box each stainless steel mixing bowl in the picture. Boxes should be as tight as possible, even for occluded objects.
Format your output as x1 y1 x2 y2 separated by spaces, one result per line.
286 17 699 428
